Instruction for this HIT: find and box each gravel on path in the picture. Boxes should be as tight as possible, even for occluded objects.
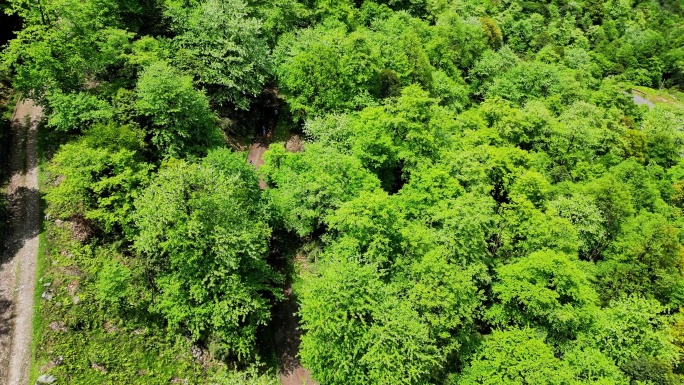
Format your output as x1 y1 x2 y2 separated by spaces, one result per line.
0 99 42 385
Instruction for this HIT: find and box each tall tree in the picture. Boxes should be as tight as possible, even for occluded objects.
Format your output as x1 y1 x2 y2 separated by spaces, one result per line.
135 61 223 158
133 149 279 361
167 0 271 109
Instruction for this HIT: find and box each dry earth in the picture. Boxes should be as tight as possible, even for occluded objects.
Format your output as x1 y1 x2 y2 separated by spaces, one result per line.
0 100 42 385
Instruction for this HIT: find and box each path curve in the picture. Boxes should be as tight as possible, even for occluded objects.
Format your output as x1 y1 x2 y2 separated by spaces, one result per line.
0 99 42 385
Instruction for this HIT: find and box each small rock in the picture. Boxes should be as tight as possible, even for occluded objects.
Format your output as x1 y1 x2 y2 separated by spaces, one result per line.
72 296 80 304
43 282 51 287
103 321 117 333
49 321 67 332
40 356 64 373
41 291 53 301
66 280 78 295
90 362 108 374
54 219 63 227
36 374 56 384
191 345 202 360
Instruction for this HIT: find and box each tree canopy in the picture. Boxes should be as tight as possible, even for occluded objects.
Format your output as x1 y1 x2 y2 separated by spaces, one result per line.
4 0 684 382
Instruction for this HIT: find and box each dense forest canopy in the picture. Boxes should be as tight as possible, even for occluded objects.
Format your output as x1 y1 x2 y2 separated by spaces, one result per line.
2 0 684 383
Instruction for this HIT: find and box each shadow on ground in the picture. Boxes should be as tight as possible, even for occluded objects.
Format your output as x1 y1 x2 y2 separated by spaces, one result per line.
0 186 41 266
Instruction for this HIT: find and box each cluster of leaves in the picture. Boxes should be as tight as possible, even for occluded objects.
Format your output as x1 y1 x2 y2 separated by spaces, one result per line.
259 0 684 384
3 0 684 382
2 0 282 376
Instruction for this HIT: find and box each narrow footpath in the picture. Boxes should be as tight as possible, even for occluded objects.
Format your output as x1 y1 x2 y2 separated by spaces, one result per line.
247 133 314 385
0 100 42 385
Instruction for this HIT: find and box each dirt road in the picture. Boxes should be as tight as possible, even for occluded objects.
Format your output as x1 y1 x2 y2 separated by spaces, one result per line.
0 100 42 385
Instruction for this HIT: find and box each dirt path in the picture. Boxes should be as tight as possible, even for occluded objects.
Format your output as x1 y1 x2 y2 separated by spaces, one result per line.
632 93 655 108
247 140 268 189
0 100 42 385
246 133 314 385
272 289 315 385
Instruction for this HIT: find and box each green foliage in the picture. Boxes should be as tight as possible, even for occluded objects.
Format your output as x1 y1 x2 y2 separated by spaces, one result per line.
303 84 455 187
597 212 684 306
325 190 405 265
11 0 684 381
468 46 518 97
46 91 114 132
95 260 133 306
641 105 684 167
262 143 379 236
208 366 279 385
274 21 381 118
427 12 487 75
549 194 606 260
135 61 223 158
458 328 574 385
133 149 279 361
299 259 442 385
488 250 599 341
487 61 584 107
167 0 271 109
582 296 679 379
45 125 151 234
563 346 629 384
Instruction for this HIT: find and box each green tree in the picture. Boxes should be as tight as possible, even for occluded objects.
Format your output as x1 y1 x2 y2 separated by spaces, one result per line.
1 0 134 97
486 61 584 107
46 124 151 234
262 143 379 236
427 12 487 76
167 0 271 109
487 250 599 342
429 192 499 266
548 194 606 261
563 346 629 384
468 46 518 97
581 296 681 383
458 328 574 385
299 258 441 385
45 91 114 132
274 21 381 118
641 105 684 168
135 61 223 158
597 212 684 306
325 190 405 266
133 149 279 361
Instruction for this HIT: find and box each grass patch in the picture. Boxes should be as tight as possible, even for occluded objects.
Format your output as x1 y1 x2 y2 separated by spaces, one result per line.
632 86 684 108
29 119 54 384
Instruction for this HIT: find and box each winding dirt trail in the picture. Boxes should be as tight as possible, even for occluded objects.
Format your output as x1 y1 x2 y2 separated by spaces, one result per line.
0 100 42 385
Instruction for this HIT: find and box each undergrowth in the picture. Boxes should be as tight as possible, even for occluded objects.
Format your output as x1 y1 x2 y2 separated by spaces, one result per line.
32 124 279 385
